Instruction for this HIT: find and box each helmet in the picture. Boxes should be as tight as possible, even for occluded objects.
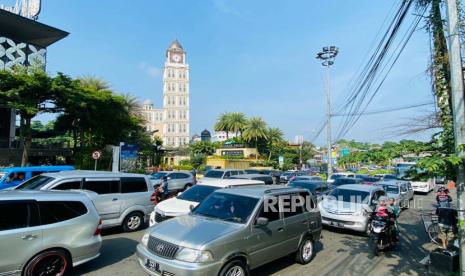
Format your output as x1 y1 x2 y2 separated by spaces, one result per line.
378 196 388 204
162 176 168 181
438 186 447 192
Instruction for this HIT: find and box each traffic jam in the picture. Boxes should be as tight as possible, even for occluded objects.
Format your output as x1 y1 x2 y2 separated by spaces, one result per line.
0 167 448 275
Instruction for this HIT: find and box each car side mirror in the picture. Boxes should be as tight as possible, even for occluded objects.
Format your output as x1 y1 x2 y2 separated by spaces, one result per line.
372 200 378 205
178 192 183 196
189 204 195 211
255 217 269 227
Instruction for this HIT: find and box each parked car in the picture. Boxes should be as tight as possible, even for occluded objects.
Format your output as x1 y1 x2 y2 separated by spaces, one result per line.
293 176 323 182
149 171 195 191
330 177 363 189
376 180 413 209
245 169 261 174
280 171 309 183
288 180 330 201
0 190 102 275
15 171 154 232
201 169 245 180
230 173 274 184
327 172 355 184
374 174 397 181
137 185 322 275
0 165 74 190
319 184 386 234
149 179 264 226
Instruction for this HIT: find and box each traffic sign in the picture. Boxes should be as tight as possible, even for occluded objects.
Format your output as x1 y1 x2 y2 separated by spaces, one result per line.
92 150 102 160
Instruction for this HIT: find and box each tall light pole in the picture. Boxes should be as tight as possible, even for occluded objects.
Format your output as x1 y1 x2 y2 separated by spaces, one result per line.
316 46 339 180
445 0 465 272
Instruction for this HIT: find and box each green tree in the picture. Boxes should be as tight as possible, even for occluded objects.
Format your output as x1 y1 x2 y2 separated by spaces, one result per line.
0 66 59 165
228 112 247 136
242 117 268 160
266 127 285 161
214 113 232 139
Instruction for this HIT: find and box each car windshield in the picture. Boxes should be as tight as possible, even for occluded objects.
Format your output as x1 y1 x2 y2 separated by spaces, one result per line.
282 172 292 177
329 188 370 203
151 172 167 179
15 175 55 190
289 181 318 192
193 192 259 223
177 185 220 203
204 170 224 178
333 178 357 186
380 185 399 194
330 174 343 180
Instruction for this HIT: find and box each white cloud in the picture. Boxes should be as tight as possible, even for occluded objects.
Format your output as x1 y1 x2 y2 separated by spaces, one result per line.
139 61 161 78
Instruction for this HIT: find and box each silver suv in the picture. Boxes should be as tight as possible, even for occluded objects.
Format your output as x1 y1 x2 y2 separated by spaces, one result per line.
150 171 195 191
0 190 102 275
15 171 154 232
137 185 322 276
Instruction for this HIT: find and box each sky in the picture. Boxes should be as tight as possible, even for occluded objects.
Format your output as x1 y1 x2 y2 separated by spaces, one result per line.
25 0 435 146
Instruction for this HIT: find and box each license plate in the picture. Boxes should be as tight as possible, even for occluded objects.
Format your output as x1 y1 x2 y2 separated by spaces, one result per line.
145 259 162 274
330 221 344 227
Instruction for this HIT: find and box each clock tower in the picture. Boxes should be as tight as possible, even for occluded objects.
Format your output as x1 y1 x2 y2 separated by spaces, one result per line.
162 39 190 147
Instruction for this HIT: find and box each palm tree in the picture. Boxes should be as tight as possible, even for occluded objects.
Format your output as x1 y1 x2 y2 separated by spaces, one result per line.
228 112 247 136
242 117 268 160
214 113 231 139
267 127 284 161
78 75 110 91
121 93 141 115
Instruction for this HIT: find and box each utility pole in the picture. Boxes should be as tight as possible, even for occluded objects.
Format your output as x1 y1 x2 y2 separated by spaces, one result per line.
445 0 465 273
316 46 339 180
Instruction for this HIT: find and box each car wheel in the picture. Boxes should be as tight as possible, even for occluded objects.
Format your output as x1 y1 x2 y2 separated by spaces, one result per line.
219 259 248 276
184 183 193 190
23 249 70 276
123 212 144 232
295 236 314 264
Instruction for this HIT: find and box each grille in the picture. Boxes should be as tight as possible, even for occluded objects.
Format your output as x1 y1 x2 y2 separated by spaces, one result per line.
147 236 179 259
155 212 174 223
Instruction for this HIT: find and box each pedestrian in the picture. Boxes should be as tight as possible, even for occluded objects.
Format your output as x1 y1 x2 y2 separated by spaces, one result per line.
437 204 458 249
436 186 452 207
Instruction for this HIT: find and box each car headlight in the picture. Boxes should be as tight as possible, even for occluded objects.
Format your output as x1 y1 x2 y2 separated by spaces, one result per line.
175 247 214 263
141 231 150 247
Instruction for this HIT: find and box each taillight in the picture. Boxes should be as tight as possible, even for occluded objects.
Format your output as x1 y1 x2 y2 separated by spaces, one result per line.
94 219 102 236
150 191 157 203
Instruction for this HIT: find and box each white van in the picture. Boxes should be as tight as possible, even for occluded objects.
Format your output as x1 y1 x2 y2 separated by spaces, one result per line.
149 179 263 226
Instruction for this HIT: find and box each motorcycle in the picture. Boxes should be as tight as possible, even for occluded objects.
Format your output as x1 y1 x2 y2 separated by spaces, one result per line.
150 186 179 205
370 215 396 256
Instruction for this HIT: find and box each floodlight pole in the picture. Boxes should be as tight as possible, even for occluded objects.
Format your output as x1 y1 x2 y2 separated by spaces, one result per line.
316 46 339 180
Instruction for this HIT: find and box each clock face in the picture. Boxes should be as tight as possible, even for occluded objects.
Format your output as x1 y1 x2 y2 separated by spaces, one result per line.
172 54 181 63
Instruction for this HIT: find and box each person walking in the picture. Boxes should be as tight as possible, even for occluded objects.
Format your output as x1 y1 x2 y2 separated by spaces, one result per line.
159 176 170 201
437 204 458 249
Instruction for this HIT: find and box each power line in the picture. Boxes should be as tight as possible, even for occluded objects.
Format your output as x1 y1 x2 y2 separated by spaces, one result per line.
332 102 433 116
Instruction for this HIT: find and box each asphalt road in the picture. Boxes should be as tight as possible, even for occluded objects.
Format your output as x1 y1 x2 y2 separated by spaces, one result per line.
73 191 441 276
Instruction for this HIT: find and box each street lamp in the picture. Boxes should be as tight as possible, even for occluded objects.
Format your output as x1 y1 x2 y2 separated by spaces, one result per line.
316 46 339 179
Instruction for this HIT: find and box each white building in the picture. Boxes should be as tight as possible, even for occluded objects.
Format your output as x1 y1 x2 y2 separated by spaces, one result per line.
212 131 240 142
141 40 190 148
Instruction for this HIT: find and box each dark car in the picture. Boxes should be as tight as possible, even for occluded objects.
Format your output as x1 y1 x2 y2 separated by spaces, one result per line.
230 174 274 184
331 177 363 189
245 169 262 174
288 180 330 200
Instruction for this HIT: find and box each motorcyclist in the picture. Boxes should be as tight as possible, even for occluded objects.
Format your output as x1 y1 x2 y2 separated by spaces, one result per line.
436 186 452 207
375 196 396 242
158 176 169 201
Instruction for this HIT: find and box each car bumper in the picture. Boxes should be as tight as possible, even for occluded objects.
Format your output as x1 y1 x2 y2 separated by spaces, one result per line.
412 186 429 193
321 212 368 232
72 237 102 267
136 244 223 276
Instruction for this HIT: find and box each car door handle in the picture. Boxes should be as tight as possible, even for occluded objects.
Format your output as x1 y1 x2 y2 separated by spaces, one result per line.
277 228 284 232
22 234 38 240
302 220 310 225
112 198 118 201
